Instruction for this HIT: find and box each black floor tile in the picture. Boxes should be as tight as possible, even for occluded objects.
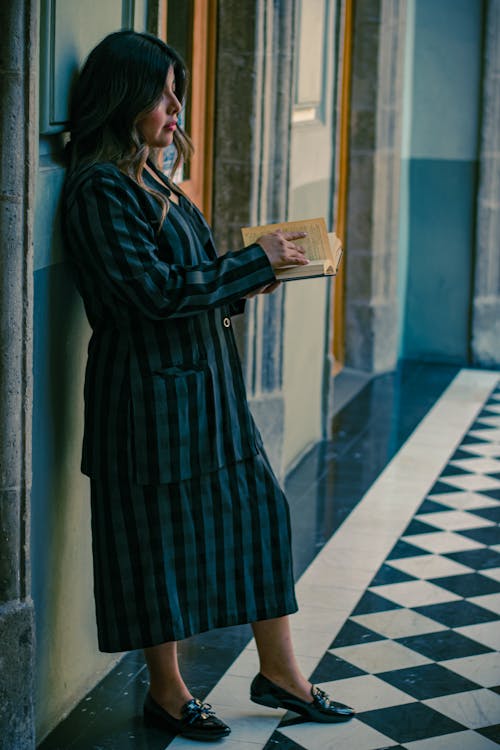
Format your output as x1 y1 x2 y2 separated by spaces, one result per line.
450 448 478 461
440 465 470 477
473 508 500 524
264 732 306 749
330 619 385 648
461 435 490 445
358 702 466 744
351 591 401 616
418 498 453 514
370 563 416 586
477 724 500 743
377 662 481 700
430 572 500 598
483 489 500 501
403 518 441 535
427 479 460 495
459 526 500 546
386 539 429 559
447 547 500 570
309 652 367 683
396 629 492 661
415 600 499 627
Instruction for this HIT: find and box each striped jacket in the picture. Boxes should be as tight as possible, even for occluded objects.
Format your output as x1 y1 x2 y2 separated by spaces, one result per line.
63 163 276 485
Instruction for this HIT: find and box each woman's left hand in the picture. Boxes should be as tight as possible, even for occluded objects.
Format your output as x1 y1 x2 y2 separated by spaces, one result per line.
245 281 282 299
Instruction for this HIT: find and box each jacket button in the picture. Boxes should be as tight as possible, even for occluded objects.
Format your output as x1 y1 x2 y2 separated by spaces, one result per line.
223 317 231 328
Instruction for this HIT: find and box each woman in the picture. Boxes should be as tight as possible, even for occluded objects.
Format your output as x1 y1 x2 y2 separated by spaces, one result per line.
63 30 354 742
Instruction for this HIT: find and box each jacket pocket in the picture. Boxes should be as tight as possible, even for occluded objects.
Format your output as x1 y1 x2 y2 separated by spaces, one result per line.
130 362 219 484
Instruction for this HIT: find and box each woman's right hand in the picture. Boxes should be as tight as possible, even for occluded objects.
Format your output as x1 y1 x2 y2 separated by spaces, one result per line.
256 231 309 270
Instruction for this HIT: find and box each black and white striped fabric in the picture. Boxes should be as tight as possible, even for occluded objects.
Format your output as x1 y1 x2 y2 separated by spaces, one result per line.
63 163 297 651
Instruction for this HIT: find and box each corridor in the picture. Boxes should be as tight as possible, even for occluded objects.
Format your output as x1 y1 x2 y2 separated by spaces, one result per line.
39 363 500 750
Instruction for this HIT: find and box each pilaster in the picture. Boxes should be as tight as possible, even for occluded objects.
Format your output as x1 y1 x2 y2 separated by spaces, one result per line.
344 0 406 372
472 0 500 366
0 0 37 747
212 0 295 475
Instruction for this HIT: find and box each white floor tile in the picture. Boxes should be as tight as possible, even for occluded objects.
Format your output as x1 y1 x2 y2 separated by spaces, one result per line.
477 415 500 428
352 608 446 638
207 675 257 709
278 717 395 750
317 674 415 712
459 443 500 458
226 650 261 679
457 621 500 650
172 739 266 749
424 688 500 729
469 428 500 443
197 705 283 745
469 593 500 615
297 555 373 592
288 618 345 659
450 456 500 474
404 730 499 749
442 652 500 687
369 580 460 607
435 474 500 492
401 531 484 554
295 583 363 616
387 554 473 580
289 605 350 636
415 510 494 531
427 491 499 510
331 640 430 673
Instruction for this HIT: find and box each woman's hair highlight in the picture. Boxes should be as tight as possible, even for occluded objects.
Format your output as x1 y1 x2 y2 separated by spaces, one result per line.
67 30 194 223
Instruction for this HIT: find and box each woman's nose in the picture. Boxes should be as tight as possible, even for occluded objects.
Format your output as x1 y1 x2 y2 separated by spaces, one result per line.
168 94 181 114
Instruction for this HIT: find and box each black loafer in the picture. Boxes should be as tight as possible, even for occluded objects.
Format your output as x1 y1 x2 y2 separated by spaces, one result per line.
250 673 354 723
143 692 231 741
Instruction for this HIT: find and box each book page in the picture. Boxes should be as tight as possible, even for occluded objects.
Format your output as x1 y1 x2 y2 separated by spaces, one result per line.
241 217 331 262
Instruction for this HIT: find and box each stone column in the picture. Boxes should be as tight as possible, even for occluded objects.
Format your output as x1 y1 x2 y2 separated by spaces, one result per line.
0 1 37 748
471 0 500 366
344 0 406 372
212 0 295 474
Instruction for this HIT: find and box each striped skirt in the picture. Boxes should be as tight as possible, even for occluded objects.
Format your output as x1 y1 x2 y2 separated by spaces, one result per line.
90 450 298 652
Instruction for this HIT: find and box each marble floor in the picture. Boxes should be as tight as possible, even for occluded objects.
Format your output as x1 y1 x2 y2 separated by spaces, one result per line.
38 364 500 750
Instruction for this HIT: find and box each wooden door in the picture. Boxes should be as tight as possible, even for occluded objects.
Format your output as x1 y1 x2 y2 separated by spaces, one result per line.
159 0 217 220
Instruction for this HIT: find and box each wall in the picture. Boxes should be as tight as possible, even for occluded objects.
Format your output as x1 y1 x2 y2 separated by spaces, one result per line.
399 0 484 362
32 1 148 740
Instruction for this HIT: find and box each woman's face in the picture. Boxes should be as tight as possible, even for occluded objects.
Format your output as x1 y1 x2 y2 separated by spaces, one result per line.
137 66 181 148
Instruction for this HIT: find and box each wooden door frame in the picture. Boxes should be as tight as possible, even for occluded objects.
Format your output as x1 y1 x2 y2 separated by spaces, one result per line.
157 0 217 220
333 0 354 372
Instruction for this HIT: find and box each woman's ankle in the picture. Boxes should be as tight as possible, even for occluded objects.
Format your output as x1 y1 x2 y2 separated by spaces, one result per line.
148 684 193 718
259 670 312 701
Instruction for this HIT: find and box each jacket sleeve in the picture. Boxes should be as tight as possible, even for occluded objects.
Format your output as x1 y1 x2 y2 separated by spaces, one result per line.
66 169 276 320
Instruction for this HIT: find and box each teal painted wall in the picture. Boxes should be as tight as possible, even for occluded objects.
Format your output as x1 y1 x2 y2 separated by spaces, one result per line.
398 0 484 362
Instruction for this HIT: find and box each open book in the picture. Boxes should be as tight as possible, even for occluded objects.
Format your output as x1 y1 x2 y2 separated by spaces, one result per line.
241 217 343 281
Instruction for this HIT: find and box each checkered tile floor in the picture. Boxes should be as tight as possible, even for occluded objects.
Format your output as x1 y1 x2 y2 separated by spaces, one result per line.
265 381 500 749
40 368 499 750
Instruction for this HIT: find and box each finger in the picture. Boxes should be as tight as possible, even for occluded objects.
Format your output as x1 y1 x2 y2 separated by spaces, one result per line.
281 231 307 241
288 242 307 254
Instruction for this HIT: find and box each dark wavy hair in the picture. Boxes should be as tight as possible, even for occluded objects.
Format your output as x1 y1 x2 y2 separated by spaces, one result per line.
67 30 193 217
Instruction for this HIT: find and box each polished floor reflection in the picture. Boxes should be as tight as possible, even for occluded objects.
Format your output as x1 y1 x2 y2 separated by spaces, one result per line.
38 362 500 750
